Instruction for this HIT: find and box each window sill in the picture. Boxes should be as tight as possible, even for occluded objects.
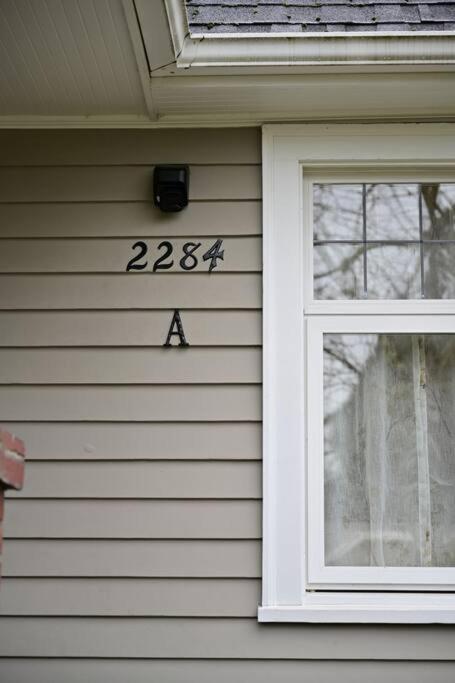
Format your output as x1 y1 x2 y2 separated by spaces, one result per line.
259 593 455 624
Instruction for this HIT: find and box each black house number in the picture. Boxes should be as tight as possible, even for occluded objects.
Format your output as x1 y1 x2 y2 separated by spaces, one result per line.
126 239 224 273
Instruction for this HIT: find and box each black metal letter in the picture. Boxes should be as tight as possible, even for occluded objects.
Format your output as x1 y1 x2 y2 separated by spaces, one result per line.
164 309 189 347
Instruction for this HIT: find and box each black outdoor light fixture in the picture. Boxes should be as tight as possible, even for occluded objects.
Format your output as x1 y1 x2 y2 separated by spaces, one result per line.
153 165 189 212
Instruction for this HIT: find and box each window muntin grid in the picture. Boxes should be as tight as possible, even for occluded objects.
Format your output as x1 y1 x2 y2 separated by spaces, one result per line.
313 183 455 300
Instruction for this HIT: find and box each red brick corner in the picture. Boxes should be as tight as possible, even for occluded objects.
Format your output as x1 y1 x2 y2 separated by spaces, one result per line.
0 429 26 582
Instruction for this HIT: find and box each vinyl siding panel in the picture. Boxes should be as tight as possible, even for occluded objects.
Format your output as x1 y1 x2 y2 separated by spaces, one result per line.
6 461 261 499
0 578 260 617
2 540 262 577
0 617 454 660
0 165 261 201
0 237 261 272
0 128 452 679
0 273 261 309
0 348 261 383
0 311 262 346
0 422 262 460
0 129 261 165
0 386 261 421
0 202 262 237
5 499 261 538
1 660 455 683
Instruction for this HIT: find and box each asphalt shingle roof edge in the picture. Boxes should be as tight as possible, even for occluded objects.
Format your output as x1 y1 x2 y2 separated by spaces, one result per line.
185 1 455 35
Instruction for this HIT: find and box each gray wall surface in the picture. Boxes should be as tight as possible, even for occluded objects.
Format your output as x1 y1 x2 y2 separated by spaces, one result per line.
0 129 454 682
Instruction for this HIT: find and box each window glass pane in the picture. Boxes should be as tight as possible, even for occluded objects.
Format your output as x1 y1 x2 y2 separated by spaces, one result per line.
313 184 363 241
314 244 364 300
312 181 455 300
367 244 421 300
422 183 455 240
324 333 455 568
424 244 455 299
366 183 419 240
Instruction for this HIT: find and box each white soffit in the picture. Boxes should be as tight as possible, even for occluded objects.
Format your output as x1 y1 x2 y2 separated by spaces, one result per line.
150 72 455 123
0 0 150 118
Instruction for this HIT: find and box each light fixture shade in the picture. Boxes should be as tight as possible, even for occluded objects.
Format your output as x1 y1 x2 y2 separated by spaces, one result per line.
153 165 189 212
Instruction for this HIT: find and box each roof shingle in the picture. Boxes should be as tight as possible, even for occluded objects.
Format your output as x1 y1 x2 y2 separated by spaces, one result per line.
185 1 455 34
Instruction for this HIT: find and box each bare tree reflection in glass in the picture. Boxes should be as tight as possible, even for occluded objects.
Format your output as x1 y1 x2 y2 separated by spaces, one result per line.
313 183 455 568
313 182 455 301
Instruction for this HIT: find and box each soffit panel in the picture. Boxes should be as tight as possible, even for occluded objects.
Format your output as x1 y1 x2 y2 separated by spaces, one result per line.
152 72 455 122
0 0 147 116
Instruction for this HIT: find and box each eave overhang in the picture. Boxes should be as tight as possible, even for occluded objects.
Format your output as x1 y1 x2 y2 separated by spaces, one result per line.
1 0 455 128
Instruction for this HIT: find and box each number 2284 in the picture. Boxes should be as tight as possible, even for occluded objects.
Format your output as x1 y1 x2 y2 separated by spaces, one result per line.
126 239 224 273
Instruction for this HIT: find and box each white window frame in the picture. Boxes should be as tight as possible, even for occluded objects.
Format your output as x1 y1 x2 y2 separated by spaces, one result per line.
259 123 455 624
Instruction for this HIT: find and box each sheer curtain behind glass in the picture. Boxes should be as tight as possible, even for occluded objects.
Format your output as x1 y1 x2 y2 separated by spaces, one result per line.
324 333 455 567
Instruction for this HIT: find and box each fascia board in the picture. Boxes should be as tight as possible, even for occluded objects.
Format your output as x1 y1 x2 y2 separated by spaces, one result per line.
164 0 455 68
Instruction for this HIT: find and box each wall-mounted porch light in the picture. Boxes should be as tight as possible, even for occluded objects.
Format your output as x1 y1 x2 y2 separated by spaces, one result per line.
153 165 189 213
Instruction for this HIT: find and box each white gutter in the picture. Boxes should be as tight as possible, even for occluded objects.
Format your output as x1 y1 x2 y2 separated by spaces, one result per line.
164 0 455 67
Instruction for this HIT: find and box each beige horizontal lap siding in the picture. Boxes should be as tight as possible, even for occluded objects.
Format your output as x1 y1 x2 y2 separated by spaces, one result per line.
0 618 454 660
2 539 262 577
0 311 262 346
5 461 261 499
1 661 455 683
0 273 261 309
0 165 261 202
0 422 261 460
4 499 261 538
0 129 268 668
0 348 261 383
0 237 261 272
0 202 261 237
0 578 261 616
0 129 260 165
0 386 260 421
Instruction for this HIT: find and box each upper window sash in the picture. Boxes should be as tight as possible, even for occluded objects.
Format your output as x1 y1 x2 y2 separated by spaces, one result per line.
302 171 455 315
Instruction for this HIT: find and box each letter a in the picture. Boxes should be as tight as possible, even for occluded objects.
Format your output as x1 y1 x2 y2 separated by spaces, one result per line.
164 309 189 347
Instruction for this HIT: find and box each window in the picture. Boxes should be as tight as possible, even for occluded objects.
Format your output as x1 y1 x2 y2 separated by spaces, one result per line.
260 124 455 623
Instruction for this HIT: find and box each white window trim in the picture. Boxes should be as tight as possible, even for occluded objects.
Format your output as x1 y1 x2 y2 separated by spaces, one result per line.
259 122 455 624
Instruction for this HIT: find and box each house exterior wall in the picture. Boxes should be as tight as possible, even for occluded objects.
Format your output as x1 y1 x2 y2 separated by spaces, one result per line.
0 128 453 682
